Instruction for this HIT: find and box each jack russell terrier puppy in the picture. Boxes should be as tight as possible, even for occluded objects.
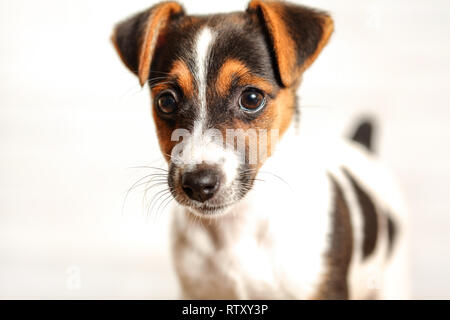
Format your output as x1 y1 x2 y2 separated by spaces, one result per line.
112 0 410 299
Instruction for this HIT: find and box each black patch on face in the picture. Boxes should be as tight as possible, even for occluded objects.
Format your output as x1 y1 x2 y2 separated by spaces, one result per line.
150 18 201 79
318 174 353 300
205 14 280 127
342 168 379 260
148 19 203 130
207 14 278 81
148 13 286 209
149 13 282 132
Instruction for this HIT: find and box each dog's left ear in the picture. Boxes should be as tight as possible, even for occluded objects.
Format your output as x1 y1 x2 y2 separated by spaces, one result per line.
247 0 334 87
112 2 185 86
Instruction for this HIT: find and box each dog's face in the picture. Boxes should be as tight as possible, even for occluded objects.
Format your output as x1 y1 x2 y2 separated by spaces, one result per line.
113 0 333 216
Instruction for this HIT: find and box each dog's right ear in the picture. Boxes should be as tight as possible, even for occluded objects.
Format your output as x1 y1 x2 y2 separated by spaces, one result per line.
247 0 333 87
111 2 184 86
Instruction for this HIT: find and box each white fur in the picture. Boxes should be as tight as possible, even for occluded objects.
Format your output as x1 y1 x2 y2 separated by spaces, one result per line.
170 126 410 299
194 27 213 125
172 27 240 188
172 128 240 188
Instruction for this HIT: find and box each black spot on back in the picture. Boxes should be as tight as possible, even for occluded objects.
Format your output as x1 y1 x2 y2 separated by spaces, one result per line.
350 119 376 153
343 168 378 260
386 214 397 257
316 174 353 299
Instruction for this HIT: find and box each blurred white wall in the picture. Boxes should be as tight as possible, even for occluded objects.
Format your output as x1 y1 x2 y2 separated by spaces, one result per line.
1 0 450 299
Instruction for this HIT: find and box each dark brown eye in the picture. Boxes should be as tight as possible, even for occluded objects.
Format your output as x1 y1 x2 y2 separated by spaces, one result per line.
157 92 178 114
239 89 266 112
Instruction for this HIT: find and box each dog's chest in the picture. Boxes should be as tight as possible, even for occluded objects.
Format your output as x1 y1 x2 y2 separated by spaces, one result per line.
170 142 335 299
171 210 290 299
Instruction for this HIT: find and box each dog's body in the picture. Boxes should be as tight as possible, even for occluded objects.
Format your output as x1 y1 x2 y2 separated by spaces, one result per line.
113 0 410 299
171 127 410 299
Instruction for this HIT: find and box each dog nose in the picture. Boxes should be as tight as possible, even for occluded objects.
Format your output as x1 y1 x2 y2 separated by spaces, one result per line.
182 168 221 202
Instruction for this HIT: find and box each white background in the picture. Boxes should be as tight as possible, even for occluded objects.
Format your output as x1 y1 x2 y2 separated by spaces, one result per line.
1 0 450 299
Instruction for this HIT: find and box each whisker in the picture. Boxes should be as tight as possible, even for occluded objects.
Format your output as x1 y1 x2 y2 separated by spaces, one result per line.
132 179 168 192
238 168 290 188
120 83 144 99
161 152 173 159
128 166 168 172
148 76 171 82
155 192 174 220
144 187 168 220
146 188 170 215
148 79 175 86
143 183 170 208
122 173 167 215
122 161 169 215
128 174 167 192
148 190 171 221
258 171 293 191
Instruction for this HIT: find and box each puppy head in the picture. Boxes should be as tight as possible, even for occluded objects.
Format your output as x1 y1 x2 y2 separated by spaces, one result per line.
112 0 333 217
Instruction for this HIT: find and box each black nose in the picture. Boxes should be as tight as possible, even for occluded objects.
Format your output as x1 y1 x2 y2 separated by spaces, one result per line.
181 168 221 202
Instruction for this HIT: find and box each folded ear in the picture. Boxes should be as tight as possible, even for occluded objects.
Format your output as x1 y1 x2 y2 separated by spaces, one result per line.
111 1 184 86
247 0 333 87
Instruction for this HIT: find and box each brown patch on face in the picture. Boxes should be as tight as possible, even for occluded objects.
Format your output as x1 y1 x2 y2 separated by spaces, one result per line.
149 59 195 162
150 82 172 97
215 59 274 96
313 174 353 300
212 56 296 172
149 60 196 162
214 86 295 170
138 2 184 86
151 107 177 162
253 87 295 162
150 60 194 98
170 60 195 98
269 88 296 139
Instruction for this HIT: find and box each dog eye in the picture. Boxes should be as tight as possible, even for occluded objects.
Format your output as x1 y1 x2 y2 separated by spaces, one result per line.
156 91 178 114
239 89 266 113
